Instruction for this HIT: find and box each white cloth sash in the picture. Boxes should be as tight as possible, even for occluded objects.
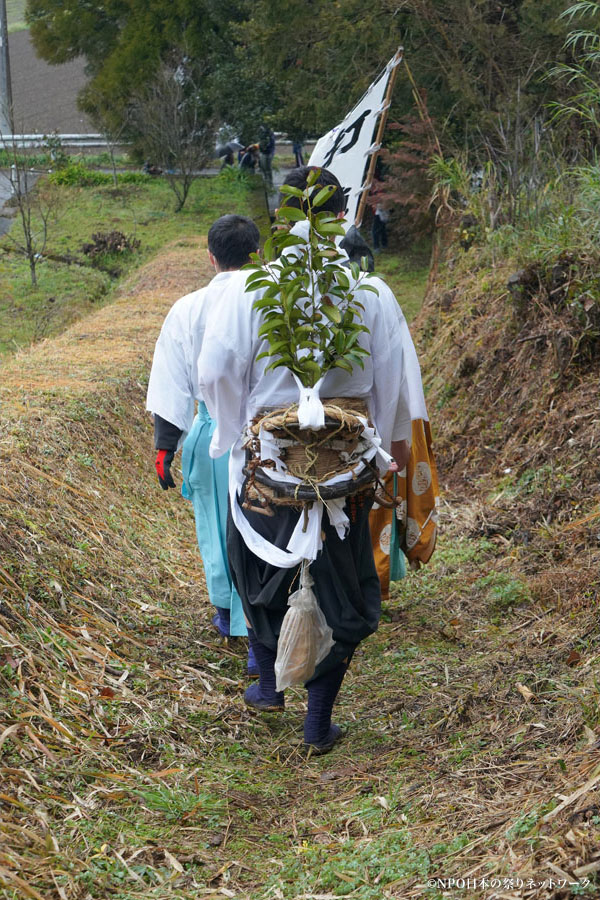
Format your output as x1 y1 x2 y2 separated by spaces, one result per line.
228 415 392 567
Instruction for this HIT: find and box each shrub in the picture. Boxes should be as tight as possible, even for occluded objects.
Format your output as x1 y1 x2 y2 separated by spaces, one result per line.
49 161 148 187
82 231 141 259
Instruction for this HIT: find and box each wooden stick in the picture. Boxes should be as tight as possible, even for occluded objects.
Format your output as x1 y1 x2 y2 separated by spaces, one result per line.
354 47 403 228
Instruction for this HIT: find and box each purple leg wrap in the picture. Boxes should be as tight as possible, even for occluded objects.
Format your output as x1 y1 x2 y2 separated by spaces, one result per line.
304 662 347 748
244 629 284 709
247 642 259 678
212 607 231 637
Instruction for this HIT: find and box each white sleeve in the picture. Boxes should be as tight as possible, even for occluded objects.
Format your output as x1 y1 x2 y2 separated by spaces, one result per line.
367 279 428 447
197 277 254 457
395 301 429 425
146 309 195 435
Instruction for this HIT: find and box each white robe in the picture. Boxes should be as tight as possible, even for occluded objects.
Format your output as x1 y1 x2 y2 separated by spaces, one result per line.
197 257 428 567
145 270 239 434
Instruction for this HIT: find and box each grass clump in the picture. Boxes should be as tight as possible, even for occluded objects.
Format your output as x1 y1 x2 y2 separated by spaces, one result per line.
373 237 431 323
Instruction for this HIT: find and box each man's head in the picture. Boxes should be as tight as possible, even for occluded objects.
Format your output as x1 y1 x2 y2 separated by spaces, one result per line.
280 166 346 217
207 215 260 271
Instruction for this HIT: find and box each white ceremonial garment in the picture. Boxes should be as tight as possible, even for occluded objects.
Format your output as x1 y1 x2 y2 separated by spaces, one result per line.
197 246 428 567
146 271 238 435
364 275 429 427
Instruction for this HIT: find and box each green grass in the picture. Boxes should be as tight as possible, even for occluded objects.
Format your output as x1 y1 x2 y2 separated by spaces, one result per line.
372 238 431 323
0 150 137 169
0 167 430 357
6 0 26 31
0 172 269 356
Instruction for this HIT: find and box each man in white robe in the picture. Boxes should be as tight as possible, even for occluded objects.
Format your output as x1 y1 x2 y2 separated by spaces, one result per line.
146 214 260 670
198 168 428 753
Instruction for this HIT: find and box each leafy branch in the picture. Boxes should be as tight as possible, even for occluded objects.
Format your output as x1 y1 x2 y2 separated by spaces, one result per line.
244 169 376 389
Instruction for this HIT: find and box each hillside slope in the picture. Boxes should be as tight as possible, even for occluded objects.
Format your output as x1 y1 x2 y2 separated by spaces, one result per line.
1 240 600 899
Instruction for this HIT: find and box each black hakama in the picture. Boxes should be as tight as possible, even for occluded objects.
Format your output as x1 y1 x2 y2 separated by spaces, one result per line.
226 487 381 681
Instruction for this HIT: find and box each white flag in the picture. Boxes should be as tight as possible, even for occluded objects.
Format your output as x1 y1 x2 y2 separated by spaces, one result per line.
308 52 401 225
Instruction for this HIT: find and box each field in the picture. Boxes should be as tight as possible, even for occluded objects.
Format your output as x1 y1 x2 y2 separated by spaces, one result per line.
0 167 426 358
0 171 270 356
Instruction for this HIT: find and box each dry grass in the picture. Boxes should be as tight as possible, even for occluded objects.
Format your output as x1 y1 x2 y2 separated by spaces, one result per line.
1 236 600 899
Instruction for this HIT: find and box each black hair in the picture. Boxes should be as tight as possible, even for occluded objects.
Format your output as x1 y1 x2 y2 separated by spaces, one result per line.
280 166 345 216
207 214 260 269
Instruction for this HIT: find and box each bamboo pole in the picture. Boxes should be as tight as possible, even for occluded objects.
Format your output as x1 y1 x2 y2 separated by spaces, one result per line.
354 46 403 228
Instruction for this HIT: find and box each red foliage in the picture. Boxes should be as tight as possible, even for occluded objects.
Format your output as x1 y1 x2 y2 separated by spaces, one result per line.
370 106 439 244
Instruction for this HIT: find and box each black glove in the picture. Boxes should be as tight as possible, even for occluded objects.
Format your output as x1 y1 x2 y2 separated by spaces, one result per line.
155 448 176 490
153 414 183 490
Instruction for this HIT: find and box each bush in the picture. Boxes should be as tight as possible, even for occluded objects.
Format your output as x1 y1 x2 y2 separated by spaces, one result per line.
82 231 141 259
49 161 148 187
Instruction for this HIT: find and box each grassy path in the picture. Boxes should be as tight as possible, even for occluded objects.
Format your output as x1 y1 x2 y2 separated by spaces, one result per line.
1 201 599 897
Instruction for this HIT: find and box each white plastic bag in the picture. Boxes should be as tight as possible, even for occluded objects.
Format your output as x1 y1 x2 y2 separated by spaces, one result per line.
275 561 334 692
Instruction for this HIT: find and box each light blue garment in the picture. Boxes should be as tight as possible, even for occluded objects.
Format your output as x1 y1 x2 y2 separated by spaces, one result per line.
181 402 247 636
390 473 407 582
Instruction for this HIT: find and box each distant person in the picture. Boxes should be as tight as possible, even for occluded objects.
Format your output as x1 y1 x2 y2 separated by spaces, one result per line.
217 140 243 170
240 144 259 172
143 161 162 176
258 125 276 188
292 139 304 167
146 215 261 674
372 204 389 253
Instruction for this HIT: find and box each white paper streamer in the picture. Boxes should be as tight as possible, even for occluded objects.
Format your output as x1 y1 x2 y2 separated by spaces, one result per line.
292 373 325 429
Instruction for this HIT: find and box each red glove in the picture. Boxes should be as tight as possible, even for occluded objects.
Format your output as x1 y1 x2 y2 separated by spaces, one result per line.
155 449 176 490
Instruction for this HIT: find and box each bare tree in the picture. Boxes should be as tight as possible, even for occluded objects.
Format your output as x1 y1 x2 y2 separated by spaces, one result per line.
84 91 131 187
131 56 215 212
1 132 63 286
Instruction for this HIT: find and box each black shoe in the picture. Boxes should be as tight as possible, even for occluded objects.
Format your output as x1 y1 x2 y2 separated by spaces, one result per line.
304 724 343 756
244 682 284 712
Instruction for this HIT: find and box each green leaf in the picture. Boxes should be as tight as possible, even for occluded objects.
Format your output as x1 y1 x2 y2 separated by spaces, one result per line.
265 339 293 354
246 277 275 293
334 358 353 373
253 295 279 311
258 317 287 336
279 184 305 198
265 357 293 373
275 234 307 249
277 206 307 222
311 184 338 207
321 303 342 324
262 236 276 262
317 222 346 236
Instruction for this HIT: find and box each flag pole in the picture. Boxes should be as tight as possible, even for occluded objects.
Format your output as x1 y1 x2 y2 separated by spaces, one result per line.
354 46 403 228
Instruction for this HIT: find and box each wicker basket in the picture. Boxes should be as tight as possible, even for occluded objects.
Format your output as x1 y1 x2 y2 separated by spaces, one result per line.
244 397 377 506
